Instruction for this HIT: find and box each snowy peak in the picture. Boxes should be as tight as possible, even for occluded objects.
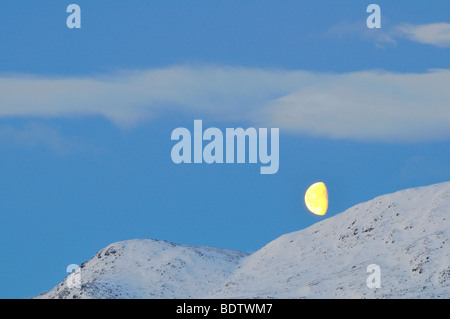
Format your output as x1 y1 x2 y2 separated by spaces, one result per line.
36 239 248 299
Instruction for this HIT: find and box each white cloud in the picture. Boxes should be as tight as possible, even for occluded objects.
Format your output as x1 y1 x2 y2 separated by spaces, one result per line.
0 67 309 126
260 69 450 142
395 23 450 48
1 66 450 142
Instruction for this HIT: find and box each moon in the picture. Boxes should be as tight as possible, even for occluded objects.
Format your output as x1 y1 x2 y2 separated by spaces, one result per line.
305 182 328 216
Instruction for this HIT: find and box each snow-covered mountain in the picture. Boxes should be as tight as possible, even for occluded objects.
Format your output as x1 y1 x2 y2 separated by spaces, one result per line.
35 239 248 299
37 182 450 299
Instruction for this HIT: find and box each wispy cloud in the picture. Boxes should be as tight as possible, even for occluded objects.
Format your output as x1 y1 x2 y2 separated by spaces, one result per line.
0 123 90 154
1 66 450 143
328 21 450 48
394 22 450 48
327 21 397 48
0 67 307 126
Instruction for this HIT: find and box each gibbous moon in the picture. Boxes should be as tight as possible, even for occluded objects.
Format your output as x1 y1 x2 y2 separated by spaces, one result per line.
305 182 328 216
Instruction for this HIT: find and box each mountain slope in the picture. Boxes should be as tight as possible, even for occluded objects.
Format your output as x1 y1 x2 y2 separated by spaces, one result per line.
209 182 450 298
37 182 450 299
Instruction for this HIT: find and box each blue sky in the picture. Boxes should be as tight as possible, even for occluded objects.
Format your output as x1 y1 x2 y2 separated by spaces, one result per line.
0 1 449 298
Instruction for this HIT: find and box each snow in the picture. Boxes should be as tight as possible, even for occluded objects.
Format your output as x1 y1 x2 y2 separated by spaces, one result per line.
35 239 248 299
36 182 450 299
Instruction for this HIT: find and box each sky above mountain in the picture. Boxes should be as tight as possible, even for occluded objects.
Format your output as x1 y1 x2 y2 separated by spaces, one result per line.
0 0 449 298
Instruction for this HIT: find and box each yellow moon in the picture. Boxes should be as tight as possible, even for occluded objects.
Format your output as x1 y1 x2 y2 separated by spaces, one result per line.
305 182 328 216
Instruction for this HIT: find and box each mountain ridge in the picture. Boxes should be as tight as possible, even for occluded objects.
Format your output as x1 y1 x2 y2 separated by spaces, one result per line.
36 182 450 299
